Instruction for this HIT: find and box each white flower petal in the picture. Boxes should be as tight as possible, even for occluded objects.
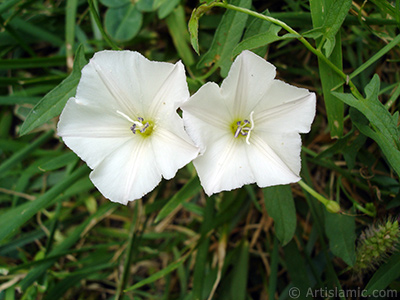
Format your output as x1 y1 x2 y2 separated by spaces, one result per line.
182 51 315 196
253 80 316 133
76 51 189 118
58 97 133 168
248 134 301 186
181 82 232 154
76 51 141 117
145 61 190 117
193 136 255 196
58 97 132 138
151 121 199 179
221 50 276 117
58 50 198 204
181 82 231 130
90 138 161 205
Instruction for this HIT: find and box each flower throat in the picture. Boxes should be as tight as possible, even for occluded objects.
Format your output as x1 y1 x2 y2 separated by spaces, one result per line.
231 111 254 145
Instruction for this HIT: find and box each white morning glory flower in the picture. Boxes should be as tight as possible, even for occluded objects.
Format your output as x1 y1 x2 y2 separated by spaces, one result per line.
181 50 316 196
58 50 199 204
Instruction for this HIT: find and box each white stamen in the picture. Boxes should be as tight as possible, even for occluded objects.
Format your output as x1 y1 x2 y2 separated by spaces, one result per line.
116 110 135 123
245 111 254 145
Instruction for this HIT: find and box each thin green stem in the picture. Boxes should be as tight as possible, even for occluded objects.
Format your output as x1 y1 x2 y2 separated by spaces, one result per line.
212 2 364 99
298 180 329 206
338 179 376 217
298 180 341 213
87 0 120 50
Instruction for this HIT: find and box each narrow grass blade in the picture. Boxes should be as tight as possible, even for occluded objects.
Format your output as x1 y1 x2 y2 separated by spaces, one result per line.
0 57 65 70
192 197 215 300
19 202 117 290
0 130 54 176
124 252 190 292
9 17 64 47
350 34 400 80
230 240 249 300
88 0 120 50
365 252 400 294
155 175 201 223
165 5 195 67
115 203 140 300
66 0 78 70
19 45 87 136
310 0 344 138
268 237 279 300
0 166 89 242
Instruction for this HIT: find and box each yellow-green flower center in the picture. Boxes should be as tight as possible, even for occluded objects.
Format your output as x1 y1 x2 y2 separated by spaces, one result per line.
230 111 254 144
130 117 154 137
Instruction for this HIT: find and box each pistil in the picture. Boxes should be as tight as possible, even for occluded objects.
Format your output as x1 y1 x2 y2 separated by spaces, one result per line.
233 111 254 145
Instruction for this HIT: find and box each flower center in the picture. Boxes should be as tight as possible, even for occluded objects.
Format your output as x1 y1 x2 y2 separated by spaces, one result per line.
231 111 254 145
130 117 154 137
116 111 154 137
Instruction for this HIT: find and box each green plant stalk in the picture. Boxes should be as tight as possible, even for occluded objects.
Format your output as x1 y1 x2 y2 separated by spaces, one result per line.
298 180 340 213
212 2 364 100
338 180 376 217
87 0 120 50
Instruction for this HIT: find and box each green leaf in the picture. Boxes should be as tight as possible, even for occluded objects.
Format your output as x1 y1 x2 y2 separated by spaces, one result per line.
333 74 400 177
188 4 212 55
321 0 352 57
263 185 296 246
100 0 130 8
155 176 201 223
157 0 180 19
324 212 356 266
233 24 294 57
230 241 249 300
310 0 345 139
283 240 311 298
197 0 251 77
364 252 400 294
136 0 162 12
19 45 87 136
104 4 142 42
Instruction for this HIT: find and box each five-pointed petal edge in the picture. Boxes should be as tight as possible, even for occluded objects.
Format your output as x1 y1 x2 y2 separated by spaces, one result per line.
58 50 199 204
181 50 316 196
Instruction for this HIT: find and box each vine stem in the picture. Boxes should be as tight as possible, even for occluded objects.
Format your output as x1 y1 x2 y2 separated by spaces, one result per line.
298 180 341 213
212 1 364 100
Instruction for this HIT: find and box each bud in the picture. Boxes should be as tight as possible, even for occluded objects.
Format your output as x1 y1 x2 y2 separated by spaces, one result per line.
326 200 341 213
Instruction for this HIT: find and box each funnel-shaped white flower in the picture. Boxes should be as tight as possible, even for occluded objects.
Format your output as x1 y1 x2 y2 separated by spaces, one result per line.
58 51 199 204
181 50 316 196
